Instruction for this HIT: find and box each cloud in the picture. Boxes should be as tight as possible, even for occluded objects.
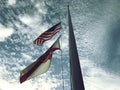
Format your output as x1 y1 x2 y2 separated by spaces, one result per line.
85 75 120 90
35 3 47 14
7 0 16 5
0 73 61 90
21 53 32 60
82 59 120 90
0 24 14 41
19 15 34 26
0 64 61 90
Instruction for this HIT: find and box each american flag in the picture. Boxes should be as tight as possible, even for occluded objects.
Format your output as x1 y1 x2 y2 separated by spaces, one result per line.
33 22 62 45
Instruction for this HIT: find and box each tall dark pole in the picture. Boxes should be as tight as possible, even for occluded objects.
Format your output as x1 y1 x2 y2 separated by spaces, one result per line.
68 5 85 90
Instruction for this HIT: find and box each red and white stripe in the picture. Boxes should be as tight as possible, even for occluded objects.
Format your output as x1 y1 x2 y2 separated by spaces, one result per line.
33 24 61 45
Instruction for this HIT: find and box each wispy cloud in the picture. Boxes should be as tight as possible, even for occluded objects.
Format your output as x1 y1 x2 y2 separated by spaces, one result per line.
0 24 14 41
7 0 16 5
0 66 61 90
82 59 120 90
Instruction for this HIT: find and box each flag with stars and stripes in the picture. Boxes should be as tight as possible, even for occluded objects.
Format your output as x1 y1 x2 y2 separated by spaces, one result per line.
33 22 61 45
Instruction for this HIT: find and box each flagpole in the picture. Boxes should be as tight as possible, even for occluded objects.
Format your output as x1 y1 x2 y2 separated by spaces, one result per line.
67 5 85 90
58 8 64 89
60 43 65 90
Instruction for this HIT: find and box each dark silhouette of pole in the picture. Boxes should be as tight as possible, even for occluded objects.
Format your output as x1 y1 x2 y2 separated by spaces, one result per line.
68 5 85 90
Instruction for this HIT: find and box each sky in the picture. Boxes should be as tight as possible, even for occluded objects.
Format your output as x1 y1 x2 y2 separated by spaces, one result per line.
0 0 120 90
